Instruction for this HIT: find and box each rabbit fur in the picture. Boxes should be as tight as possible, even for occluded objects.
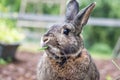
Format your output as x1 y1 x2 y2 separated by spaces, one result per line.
37 0 100 80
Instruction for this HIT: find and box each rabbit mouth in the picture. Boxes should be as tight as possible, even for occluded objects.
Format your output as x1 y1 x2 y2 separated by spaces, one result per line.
42 41 67 59
43 43 80 59
44 44 63 59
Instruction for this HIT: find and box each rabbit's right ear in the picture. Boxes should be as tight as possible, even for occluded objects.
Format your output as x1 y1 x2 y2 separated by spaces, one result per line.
73 2 96 35
65 0 79 23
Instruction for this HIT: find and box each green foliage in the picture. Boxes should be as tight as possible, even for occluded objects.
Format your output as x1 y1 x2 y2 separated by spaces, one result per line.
0 58 12 65
89 43 112 54
0 0 120 17
79 0 120 18
0 0 20 12
0 58 7 65
42 4 59 15
26 3 60 15
88 43 112 59
82 25 94 48
83 26 120 49
0 19 25 44
0 19 16 29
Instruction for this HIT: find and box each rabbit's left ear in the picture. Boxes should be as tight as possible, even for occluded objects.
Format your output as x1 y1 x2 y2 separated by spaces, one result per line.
65 0 79 23
73 2 96 33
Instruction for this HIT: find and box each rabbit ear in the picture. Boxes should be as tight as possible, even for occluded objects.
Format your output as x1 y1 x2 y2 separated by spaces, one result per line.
73 2 96 33
65 0 79 23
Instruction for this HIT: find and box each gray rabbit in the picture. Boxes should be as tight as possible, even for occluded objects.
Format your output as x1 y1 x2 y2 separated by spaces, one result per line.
37 0 100 80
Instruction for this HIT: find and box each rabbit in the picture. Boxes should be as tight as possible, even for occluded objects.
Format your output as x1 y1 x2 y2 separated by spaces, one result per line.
37 0 100 80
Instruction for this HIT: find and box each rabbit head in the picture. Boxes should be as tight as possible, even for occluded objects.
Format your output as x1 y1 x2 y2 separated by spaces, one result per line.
42 0 96 61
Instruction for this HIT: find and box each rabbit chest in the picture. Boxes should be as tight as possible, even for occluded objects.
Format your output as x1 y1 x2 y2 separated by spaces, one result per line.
37 50 99 80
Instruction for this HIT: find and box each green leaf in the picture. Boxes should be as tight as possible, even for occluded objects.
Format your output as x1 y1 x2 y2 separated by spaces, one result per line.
0 58 7 65
106 75 112 80
38 46 48 51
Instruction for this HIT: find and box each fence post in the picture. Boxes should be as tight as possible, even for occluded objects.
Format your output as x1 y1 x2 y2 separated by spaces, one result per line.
113 37 120 58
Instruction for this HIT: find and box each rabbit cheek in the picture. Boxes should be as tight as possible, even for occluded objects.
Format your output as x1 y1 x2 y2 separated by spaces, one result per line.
61 44 79 55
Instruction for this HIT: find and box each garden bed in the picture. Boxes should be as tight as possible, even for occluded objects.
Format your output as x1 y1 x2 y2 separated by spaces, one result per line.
0 51 120 80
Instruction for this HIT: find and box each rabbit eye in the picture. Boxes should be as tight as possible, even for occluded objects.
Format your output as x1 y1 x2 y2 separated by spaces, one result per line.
63 28 71 35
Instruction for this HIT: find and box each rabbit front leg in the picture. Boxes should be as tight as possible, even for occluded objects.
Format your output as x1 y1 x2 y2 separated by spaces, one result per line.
37 54 55 80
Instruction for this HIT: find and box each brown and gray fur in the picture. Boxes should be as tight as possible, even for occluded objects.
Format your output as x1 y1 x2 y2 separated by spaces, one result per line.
37 0 100 80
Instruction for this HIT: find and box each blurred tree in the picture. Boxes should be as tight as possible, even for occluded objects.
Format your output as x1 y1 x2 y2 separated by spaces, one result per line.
0 0 20 12
79 0 120 49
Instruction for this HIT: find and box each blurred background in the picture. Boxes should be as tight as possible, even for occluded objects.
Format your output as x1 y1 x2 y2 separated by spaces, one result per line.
0 0 120 80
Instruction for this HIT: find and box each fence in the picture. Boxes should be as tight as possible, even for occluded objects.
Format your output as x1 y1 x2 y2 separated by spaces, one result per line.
1 13 120 27
0 12 120 57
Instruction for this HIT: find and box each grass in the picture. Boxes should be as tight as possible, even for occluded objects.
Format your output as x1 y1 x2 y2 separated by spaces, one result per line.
0 58 12 65
88 43 113 59
90 52 112 59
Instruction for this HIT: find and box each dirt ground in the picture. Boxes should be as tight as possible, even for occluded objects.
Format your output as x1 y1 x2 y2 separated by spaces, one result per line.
0 51 120 80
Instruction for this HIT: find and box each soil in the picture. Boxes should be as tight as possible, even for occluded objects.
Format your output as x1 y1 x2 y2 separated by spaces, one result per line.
0 51 120 80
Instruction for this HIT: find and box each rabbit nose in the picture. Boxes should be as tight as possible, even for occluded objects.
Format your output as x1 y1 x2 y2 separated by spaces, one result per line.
43 37 50 43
